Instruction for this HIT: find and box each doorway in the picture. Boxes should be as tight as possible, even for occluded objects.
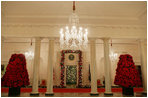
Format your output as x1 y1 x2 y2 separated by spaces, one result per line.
66 65 77 88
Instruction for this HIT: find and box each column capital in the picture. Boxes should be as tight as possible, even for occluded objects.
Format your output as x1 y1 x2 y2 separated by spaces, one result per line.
138 39 147 43
89 38 96 44
34 37 43 41
89 38 97 41
48 37 55 41
1 36 5 42
101 37 110 41
138 39 147 46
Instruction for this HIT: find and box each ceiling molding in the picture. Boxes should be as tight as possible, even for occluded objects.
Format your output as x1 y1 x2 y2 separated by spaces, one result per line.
136 3 147 19
2 37 146 44
137 9 147 19
4 15 138 20
2 23 146 29
2 24 146 39
1 2 8 17
3 15 145 26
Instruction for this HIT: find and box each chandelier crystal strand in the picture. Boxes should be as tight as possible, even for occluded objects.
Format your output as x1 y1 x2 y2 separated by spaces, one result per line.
59 1 88 50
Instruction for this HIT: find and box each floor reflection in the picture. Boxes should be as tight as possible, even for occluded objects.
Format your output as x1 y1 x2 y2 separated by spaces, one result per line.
1 92 147 97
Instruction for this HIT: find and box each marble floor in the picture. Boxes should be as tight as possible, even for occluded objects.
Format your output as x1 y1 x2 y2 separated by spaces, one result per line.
1 92 147 97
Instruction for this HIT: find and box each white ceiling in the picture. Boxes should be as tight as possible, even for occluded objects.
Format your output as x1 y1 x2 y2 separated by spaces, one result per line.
2 1 147 26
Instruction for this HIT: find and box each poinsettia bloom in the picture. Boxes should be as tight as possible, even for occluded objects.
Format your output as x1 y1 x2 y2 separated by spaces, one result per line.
114 54 142 87
2 54 30 87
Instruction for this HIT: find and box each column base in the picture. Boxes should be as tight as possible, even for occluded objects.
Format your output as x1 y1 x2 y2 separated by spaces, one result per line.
104 92 113 96
90 92 99 96
30 92 39 96
45 92 54 96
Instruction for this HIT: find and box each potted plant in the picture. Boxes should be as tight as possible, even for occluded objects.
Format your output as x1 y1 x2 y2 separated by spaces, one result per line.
114 54 142 96
1 54 30 96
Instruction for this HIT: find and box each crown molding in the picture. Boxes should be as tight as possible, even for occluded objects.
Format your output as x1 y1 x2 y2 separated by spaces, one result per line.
2 24 146 39
4 15 139 20
2 23 146 29
136 3 147 19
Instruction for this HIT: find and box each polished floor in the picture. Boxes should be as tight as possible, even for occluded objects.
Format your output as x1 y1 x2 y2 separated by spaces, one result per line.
1 92 147 97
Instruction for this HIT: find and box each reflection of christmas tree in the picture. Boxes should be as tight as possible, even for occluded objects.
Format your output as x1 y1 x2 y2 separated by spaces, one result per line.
114 54 142 87
2 54 30 87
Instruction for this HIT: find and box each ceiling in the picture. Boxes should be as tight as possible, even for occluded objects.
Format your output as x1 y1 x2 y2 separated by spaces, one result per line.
2 1 147 26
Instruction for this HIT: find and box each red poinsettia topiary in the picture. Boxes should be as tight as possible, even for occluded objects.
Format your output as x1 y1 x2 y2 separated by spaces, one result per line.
114 54 142 87
1 54 30 87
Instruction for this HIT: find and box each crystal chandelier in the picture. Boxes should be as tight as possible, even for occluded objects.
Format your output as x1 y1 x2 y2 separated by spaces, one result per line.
59 1 88 50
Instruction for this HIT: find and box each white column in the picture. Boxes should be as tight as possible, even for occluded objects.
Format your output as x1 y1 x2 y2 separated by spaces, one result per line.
30 37 41 95
1 36 5 49
45 39 54 95
139 39 147 94
1 36 5 64
102 38 113 95
90 39 99 95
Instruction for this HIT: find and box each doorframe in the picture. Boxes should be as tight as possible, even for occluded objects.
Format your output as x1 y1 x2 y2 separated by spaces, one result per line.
60 50 83 87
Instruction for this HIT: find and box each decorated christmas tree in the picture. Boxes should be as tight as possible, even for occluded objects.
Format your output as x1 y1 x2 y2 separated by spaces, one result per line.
1 54 30 87
114 54 142 87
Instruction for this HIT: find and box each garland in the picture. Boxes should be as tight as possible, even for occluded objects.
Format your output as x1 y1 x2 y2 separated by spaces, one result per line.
60 50 82 87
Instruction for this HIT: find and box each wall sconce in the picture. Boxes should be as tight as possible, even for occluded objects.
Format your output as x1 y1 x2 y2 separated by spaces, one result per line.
24 51 34 60
110 51 118 62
